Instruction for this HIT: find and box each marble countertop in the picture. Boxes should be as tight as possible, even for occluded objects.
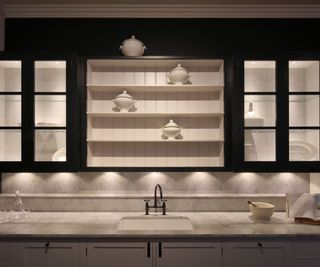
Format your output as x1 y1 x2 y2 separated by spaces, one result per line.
1 212 320 239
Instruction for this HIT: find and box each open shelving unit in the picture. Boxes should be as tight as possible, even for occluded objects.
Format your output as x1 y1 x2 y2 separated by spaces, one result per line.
86 59 225 168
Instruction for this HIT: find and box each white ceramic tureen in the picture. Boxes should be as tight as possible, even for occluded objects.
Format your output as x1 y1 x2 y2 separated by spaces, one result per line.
167 64 190 85
119 35 146 56
112 91 137 112
162 120 182 139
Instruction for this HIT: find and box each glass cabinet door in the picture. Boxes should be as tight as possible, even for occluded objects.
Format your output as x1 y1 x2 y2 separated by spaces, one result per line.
34 61 67 162
243 61 276 162
289 60 319 162
0 60 22 161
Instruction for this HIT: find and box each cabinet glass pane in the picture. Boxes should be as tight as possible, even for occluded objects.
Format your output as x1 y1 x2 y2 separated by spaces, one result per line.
289 130 319 161
289 95 319 127
0 61 21 92
289 61 319 92
0 95 21 126
245 61 276 92
244 95 276 127
35 95 66 127
35 61 66 92
245 129 275 161
0 130 21 161
35 130 66 161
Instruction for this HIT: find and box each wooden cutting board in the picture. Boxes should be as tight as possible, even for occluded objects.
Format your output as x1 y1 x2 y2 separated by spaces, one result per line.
295 217 320 226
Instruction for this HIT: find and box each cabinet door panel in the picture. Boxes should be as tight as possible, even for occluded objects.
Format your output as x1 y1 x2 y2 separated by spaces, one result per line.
17 242 80 267
293 241 320 267
157 242 222 267
0 242 15 267
226 242 290 267
86 242 151 267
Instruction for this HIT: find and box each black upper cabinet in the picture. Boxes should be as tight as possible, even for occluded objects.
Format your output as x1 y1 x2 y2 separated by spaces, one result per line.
233 52 320 172
0 52 78 172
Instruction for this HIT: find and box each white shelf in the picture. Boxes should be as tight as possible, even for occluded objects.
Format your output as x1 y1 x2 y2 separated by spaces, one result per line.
86 58 225 168
87 112 224 118
87 84 224 93
87 138 224 143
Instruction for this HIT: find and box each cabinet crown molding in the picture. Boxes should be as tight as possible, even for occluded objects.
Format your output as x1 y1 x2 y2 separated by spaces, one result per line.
4 4 320 18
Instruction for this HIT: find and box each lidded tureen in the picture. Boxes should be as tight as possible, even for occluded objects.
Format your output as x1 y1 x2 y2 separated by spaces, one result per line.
162 120 182 139
119 35 146 56
112 90 137 112
167 64 190 85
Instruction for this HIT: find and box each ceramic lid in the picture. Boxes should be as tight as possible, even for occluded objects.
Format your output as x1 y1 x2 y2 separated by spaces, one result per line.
123 35 144 46
116 90 134 100
171 64 188 72
163 120 181 128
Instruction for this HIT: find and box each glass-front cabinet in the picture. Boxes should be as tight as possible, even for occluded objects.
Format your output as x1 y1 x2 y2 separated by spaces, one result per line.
0 59 22 164
288 57 320 170
234 53 320 171
0 53 78 172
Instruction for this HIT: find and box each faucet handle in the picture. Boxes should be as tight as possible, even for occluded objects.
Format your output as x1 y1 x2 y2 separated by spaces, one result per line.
144 200 150 215
160 199 167 215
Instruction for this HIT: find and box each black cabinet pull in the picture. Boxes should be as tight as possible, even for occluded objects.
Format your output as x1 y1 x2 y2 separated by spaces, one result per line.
158 242 162 258
44 242 50 254
257 242 263 247
147 242 151 258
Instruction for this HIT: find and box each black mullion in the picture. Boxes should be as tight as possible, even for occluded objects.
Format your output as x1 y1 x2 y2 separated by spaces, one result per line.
289 127 320 130
0 92 21 95
277 57 289 166
0 127 21 130
244 92 276 96
244 127 276 130
34 92 67 96
21 57 35 167
289 92 320 95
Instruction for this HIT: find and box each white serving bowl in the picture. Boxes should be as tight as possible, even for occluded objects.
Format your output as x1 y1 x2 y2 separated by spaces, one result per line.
162 120 182 139
167 64 190 85
112 90 136 112
119 35 146 56
248 201 274 220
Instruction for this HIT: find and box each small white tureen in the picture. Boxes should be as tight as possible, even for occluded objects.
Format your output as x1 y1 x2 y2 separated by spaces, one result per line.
119 35 146 56
112 91 137 112
167 64 190 85
162 120 182 139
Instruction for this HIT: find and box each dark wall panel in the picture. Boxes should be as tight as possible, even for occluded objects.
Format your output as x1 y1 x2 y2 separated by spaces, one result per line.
5 18 320 55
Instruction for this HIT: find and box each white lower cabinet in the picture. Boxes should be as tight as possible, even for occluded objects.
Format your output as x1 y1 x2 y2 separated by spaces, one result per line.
84 242 152 267
0 242 15 267
293 241 320 267
156 242 222 267
225 241 291 267
16 242 80 267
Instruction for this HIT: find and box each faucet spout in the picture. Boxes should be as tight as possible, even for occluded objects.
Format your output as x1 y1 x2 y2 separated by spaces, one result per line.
154 184 163 208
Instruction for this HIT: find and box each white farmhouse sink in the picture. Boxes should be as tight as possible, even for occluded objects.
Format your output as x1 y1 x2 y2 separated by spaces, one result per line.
118 216 193 231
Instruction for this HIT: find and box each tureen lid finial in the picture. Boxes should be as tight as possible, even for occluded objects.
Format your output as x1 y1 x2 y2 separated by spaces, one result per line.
131 35 135 39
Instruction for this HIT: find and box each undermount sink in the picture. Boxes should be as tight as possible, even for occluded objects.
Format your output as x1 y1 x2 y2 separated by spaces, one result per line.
118 215 194 231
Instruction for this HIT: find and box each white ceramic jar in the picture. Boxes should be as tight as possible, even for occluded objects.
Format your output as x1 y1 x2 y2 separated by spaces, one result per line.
162 120 182 139
112 91 137 112
119 35 146 56
167 64 190 85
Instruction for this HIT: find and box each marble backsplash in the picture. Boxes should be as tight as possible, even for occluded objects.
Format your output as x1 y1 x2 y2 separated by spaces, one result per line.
0 172 309 212
1 172 309 194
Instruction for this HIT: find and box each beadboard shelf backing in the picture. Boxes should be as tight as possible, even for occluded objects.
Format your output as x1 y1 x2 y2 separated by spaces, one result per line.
86 59 225 168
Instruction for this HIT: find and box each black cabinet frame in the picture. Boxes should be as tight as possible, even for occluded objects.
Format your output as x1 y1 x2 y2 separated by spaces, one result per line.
233 51 320 172
0 52 79 172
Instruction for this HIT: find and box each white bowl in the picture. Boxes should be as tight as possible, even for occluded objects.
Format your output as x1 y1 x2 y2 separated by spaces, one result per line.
119 35 146 57
112 90 136 112
249 201 274 220
162 120 182 139
167 64 190 85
